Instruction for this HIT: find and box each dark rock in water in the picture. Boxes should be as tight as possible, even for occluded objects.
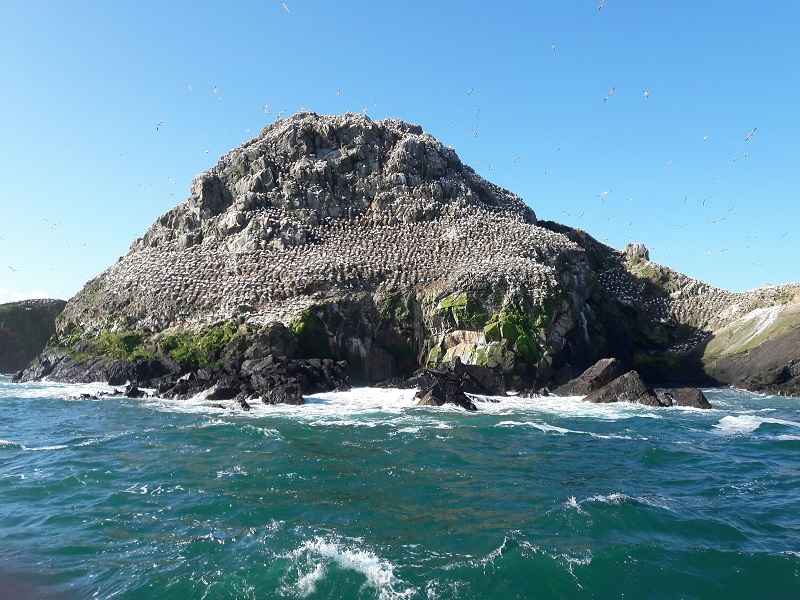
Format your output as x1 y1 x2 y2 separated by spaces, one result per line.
261 380 303 405
416 380 477 411
653 389 674 407
554 358 625 397
584 371 662 406
655 387 712 409
375 376 414 389
438 357 506 396
242 355 349 396
232 394 253 411
205 379 243 401
406 358 506 400
124 383 146 398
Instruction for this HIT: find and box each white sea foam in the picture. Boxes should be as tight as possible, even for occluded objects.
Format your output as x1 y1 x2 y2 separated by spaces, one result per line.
285 536 416 599
496 420 637 440
714 415 800 435
564 492 673 512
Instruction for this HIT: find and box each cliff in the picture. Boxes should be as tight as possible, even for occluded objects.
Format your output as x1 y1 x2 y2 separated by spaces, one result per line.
0 299 66 373
15 112 800 396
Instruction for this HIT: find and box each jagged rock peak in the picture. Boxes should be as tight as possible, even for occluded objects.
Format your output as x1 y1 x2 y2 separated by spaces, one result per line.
134 111 536 252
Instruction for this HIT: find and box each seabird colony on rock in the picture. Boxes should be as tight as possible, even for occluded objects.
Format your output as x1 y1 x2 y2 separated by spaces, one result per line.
64 111 797 340
70 112 571 333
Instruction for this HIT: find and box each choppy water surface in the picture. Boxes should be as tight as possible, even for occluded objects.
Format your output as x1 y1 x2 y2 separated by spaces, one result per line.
1 376 798 598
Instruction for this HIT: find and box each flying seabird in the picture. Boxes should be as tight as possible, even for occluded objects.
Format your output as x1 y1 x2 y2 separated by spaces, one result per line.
282 2 290 13
643 90 650 98
604 87 615 101
8 266 18 272
745 127 756 141
156 121 163 130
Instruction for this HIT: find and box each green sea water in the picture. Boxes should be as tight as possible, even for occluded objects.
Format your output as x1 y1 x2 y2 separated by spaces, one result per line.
1 375 798 599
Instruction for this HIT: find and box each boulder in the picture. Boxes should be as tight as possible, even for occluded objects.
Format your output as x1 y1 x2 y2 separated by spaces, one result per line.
438 357 506 395
124 383 147 398
261 379 303 405
416 380 477 411
554 358 625 397
655 387 712 409
583 371 663 406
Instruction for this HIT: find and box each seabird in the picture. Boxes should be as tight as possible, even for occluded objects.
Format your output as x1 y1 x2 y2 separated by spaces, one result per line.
8 266 18 272
282 1 290 12
745 127 756 141
551 43 556 51
604 87 615 101
156 122 163 130
643 90 650 98
703 135 709 141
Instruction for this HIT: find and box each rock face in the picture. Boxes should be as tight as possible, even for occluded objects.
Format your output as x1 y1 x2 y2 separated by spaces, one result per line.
553 357 624 397
14 112 800 398
0 299 66 373
583 371 661 406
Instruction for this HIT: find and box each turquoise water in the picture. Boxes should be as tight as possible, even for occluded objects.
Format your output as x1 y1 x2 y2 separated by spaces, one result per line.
1 376 798 599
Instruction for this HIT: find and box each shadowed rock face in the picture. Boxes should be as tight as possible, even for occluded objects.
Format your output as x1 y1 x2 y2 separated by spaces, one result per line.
0 299 66 373
17 112 800 394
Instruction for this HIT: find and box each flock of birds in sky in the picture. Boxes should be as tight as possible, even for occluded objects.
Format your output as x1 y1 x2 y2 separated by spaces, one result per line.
3 0 781 287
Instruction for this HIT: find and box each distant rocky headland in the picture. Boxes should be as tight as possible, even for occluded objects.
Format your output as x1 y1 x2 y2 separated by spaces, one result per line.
0 299 66 373
11 112 800 406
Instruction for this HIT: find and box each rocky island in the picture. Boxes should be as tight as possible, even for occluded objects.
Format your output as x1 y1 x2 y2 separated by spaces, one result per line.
13 112 800 405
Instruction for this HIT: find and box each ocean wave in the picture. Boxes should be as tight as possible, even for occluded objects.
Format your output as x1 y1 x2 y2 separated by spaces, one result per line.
281 536 416 599
496 420 637 440
0 438 71 452
565 491 673 512
714 415 800 435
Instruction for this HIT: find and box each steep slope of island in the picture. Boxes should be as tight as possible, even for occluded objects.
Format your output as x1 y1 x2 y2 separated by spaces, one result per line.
15 112 800 397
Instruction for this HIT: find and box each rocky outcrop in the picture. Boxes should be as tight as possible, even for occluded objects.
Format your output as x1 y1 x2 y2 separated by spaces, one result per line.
553 357 624 397
0 299 66 373
654 388 712 409
692 300 800 397
583 371 663 406
13 112 799 399
577 368 710 408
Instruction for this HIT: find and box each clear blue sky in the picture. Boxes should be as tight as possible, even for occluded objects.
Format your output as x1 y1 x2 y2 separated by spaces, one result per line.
1 0 798 302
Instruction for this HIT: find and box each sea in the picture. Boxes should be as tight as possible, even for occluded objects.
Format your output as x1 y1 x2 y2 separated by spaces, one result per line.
0 375 798 599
